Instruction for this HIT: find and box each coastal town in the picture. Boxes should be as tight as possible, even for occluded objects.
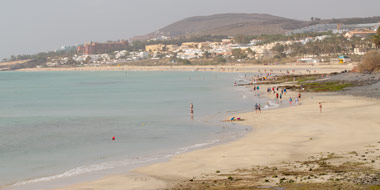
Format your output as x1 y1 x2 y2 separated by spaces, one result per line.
1 22 379 70
53 23 380 66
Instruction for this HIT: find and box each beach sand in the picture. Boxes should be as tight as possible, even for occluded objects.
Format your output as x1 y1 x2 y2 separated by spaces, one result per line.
19 63 354 74
56 81 380 189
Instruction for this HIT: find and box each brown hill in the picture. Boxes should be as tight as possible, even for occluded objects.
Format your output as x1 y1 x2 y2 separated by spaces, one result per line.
132 13 309 40
131 13 380 41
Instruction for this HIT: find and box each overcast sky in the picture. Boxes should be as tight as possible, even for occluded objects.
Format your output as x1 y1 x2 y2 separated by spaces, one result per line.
1 0 379 59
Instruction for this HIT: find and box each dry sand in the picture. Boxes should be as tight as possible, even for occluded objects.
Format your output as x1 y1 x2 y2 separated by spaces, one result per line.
19 63 354 74
56 80 380 190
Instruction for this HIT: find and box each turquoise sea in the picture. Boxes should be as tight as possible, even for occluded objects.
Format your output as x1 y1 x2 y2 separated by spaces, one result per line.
0 71 269 189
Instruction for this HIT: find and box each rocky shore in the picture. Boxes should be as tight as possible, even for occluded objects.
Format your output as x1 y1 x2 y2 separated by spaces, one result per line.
324 73 380 99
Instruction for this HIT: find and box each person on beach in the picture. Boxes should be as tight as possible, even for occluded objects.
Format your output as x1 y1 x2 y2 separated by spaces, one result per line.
258 104 261 114
295 97 299 104
255 103 258 114
319 102 323 113
298 92 302 99
289 97 293 104
190 103 194 114
276 93 279 99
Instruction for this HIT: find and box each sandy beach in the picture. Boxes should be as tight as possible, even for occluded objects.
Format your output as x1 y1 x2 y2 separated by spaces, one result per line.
19 63 354 75
54 71 380 190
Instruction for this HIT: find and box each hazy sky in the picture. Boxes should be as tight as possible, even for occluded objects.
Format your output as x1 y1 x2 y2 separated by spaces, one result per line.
1 0 379 59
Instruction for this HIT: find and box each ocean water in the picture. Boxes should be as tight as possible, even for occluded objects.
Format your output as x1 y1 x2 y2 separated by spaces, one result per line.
0 71 268 189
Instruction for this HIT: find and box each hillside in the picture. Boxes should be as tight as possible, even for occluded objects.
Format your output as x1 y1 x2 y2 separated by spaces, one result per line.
131 14 380 41
324 16 380 25
132 13 309 40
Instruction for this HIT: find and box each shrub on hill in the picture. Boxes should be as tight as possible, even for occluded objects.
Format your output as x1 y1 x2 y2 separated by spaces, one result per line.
358 51 380 73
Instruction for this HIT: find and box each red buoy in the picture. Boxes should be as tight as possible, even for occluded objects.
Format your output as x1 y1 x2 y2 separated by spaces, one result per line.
112 136 115 140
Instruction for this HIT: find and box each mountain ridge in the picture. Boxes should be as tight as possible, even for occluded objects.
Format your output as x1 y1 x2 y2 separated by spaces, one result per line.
131 13 380 41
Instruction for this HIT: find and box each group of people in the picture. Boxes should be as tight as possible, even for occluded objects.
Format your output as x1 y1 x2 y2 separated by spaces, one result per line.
267 86 303 105
254 103 261 114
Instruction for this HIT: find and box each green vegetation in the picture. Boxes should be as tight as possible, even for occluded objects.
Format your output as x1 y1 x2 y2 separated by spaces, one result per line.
301 81 353 92
259 74 324 84
234 31 333 45
296 75 320 82
231 49 247 59
257 74 355 92
215 57 227 63
288 35 372 57
169 57 192 65
373 27 380 49
327 16 380 25
235 32 373 61
3 49 77 63
272 44 286 59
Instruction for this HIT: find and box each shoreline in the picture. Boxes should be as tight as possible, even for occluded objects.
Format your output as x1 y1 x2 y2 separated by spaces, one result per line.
54 76 380 189
16 64 354 74
2 106 254 190
2 72 263 190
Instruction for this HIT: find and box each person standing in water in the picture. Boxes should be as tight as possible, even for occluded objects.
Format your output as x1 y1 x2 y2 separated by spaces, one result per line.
190 103 194 120
190 103 194 114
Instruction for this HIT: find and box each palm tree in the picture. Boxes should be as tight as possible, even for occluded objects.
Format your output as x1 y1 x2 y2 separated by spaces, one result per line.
373 27 380 49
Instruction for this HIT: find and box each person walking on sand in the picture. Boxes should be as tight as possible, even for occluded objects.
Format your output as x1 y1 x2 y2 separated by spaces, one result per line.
319 102 323 113
255 103 258 114
298 92 302 99
289 97 293 104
